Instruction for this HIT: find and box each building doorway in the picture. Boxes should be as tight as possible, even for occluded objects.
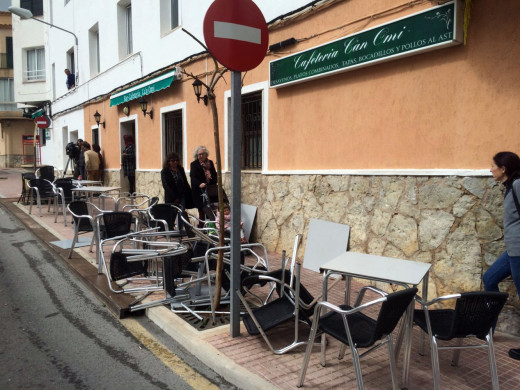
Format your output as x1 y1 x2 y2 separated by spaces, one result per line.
119 119 135 193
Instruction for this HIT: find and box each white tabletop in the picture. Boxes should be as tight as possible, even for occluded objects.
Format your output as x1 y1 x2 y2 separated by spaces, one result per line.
76 180 102 186
321 251 431 286
72 186 121 193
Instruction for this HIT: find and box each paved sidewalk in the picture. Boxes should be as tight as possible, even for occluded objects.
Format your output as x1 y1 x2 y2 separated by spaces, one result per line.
1 167 520 389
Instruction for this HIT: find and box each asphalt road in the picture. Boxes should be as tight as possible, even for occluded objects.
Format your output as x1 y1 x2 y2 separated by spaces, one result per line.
0 204 236 390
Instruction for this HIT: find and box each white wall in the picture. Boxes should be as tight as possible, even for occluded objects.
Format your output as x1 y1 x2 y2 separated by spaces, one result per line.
11 0 53 104
40 108 84 170
12 0 314 166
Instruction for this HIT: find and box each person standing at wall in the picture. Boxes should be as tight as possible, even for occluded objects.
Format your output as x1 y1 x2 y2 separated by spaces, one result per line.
121 135 136 194
482 151 520 360
190 146 217 225
161 152 193 208
65 68 75 89
77 139 86 180
83 142 100 181
93 144 104 184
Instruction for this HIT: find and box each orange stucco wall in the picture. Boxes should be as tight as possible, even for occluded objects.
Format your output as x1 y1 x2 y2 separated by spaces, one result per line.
85 0 520 173
264 0 520 170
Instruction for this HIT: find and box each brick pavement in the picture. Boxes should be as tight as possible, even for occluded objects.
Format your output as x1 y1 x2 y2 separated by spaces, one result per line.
1 167 519 389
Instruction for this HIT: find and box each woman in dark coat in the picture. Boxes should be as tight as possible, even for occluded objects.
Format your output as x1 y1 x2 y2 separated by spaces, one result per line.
161 152 194 210
190 145 217 223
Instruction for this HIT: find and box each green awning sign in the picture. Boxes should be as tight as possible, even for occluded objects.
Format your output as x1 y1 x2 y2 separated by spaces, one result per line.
31 108 44 119
109 68 180 106
269 1 462 88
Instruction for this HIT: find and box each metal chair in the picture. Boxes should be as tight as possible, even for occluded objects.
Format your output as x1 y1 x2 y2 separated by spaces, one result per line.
18 172 36 205
27 178 59 218
67 200 96 258
237 258 316 355
413 291 508 390
298 287 418 390
35 165 56 182
53 178 78 226
100 229 188 311
95 211 136 274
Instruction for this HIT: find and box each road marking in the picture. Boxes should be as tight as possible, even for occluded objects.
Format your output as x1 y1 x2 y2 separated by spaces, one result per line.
121 318 219 390
214 21 261 44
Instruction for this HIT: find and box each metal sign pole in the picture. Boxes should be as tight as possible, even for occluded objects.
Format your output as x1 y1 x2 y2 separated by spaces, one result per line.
230 70 242 337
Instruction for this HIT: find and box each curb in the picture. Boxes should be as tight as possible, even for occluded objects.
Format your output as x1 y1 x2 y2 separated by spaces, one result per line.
0 197 274 389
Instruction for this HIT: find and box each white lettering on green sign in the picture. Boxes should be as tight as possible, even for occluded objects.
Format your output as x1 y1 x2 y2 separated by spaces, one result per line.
270 1 461 88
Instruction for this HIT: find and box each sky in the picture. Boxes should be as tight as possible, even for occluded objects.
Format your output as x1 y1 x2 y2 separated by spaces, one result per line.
0 0 10 12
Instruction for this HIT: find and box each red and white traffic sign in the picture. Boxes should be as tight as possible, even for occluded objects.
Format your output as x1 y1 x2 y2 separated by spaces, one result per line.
35 115 51 129
203 0 268 72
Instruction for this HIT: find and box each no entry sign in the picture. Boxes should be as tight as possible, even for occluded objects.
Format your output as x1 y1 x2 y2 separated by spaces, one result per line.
35 115 51 129
203 0 268 72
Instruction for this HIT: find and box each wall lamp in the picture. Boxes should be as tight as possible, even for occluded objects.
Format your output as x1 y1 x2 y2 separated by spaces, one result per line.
122 105 130 116
269 37 297 52
93 110 105 128
138 97 153 119
192 78 208 106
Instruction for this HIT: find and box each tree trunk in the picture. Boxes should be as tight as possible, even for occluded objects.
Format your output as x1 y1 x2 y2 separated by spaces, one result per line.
209 95 226 312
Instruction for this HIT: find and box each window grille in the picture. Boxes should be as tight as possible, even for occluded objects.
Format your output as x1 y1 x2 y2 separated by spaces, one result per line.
164 110 183 162
241 91 262 170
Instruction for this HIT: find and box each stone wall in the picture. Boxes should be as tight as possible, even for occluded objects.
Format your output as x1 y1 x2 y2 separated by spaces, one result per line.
231 173 519 336
110 169 519 336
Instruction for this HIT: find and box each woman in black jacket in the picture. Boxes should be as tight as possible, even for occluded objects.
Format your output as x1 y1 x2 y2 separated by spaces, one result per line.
161 152 194 210
190 146 217 223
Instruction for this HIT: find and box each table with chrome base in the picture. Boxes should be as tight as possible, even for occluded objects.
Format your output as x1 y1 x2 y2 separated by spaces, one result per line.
320 251 431 390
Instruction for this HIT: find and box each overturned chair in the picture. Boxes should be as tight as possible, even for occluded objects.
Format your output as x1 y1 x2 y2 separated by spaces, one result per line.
237 250 316 355
100 229 188 311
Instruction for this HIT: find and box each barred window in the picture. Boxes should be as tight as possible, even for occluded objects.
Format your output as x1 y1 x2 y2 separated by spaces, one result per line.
164 110 183 162
241 91 262 170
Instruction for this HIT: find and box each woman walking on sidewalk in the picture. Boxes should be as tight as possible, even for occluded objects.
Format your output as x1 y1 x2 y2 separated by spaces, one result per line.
483 151 520 360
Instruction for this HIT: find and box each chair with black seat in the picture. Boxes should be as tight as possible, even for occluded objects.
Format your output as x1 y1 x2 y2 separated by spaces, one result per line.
237 258 317 355
18 172 36 205
124 196 159 230
27 178 59 218
298 286 418 390
95 211 136 274
54 178 78 226
413 291 508 390
35 165 56 182
67 200 96 259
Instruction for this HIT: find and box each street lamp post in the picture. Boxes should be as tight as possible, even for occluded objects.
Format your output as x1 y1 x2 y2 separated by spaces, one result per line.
8 6 80 85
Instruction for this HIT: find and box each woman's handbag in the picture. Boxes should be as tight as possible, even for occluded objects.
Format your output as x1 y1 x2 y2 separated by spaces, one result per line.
511 184 520 216
206 184 219 198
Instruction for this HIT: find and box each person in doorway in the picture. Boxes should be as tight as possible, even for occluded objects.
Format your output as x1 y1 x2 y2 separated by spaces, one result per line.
83 142 100 181
121 135 136 194
190 146 217 226
92 144 104 183
77 139 86 180
482 151 520 360
65 68 75 89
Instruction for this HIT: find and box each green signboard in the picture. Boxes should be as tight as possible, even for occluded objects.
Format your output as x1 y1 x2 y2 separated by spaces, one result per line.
270 1 462 88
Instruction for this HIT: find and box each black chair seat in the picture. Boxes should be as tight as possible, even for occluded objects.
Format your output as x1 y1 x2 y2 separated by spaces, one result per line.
414 309 456 340
319 304 378 348
412 291 508 390
243 294 296 335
